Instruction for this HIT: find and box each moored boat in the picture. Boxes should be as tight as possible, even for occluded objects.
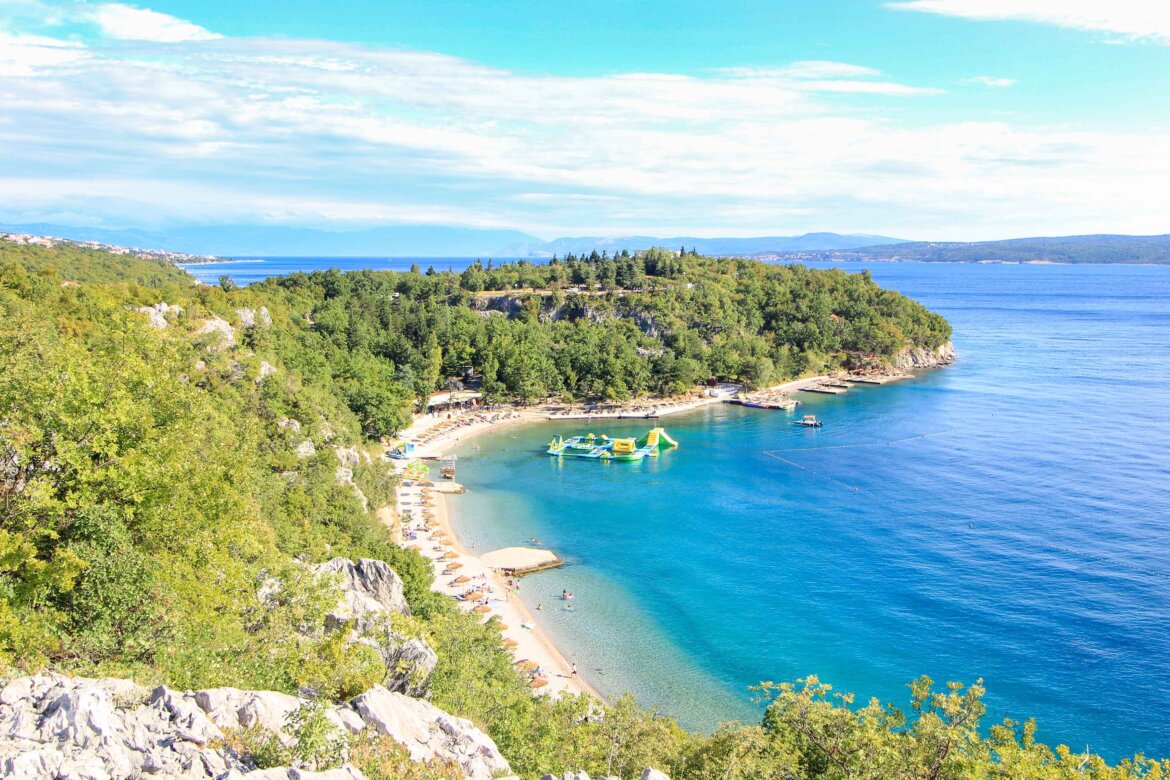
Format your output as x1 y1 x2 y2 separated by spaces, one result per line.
792 414 823 427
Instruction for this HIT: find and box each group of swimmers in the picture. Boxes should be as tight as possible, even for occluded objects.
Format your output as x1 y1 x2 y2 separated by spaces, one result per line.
535 587 577 612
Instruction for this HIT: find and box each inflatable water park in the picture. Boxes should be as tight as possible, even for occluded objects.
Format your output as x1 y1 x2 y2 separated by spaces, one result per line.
547 427 679 462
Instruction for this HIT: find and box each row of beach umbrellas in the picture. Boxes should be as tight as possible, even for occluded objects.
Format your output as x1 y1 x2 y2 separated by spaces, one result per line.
402 482 549 689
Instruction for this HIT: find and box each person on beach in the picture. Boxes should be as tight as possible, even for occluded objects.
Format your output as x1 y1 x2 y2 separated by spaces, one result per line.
571 663 578 677
536 603 543 611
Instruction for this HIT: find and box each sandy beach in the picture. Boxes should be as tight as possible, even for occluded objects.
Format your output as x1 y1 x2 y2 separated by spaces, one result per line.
385 375 844 702
393 470 601 699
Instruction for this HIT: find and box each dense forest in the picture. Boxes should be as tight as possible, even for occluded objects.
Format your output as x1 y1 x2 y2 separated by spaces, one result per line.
247 246 952 436
2 242 1161 778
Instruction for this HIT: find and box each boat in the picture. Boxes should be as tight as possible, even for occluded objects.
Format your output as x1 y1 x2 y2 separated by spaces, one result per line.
547 427 679 461
792 414 823 427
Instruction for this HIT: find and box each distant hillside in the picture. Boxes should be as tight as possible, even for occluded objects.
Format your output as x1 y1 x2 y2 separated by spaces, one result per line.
0 223 543 258
765 234 1170 265
0 236 192 286
496 232 907 258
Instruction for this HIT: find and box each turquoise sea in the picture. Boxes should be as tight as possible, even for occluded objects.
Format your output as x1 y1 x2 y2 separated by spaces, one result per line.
441 262 1170 760
186 255 1170 758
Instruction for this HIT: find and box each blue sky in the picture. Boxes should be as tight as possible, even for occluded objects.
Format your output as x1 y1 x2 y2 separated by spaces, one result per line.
1 0 1168 239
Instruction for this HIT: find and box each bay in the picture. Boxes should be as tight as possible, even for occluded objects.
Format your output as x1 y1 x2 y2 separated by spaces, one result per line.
446 262 1170 760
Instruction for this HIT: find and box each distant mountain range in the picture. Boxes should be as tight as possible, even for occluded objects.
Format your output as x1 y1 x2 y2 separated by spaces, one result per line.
763 234 1170 265
0 224 907 258
0 223 543 258
3 223 1167 264
495 232 908 258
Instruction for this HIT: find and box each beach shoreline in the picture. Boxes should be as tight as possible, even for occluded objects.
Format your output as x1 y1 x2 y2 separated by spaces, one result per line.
386 372 883 704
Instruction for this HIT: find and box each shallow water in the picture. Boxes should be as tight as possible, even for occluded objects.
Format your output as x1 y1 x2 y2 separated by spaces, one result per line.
448 262 1170 759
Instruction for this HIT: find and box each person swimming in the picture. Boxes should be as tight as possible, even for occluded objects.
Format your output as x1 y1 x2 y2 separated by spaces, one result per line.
562 589 573 600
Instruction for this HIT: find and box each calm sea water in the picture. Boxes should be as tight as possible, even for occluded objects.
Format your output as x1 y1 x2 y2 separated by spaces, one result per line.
443 262 1170 760
179 257 492 285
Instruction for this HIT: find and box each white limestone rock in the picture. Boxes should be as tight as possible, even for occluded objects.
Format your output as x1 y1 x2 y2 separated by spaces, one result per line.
313 557 410 620
278 417 302 434
136 302 183 329
351 686 509 780
198 316 236 347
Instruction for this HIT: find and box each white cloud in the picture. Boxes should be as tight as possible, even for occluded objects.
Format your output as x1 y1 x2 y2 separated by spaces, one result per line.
88 3 221 42
0 32 87 76
0 10 1167 238
888 1 1170 44
963 76 1016 87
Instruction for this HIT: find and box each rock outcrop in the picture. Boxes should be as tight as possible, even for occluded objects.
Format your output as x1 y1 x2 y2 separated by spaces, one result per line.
0 675 510 780
236 307 272 330
136 302 183 329
311 558 438 695
892 340 955 371
312 558 410 622
351 686 508 780
198 317 236 348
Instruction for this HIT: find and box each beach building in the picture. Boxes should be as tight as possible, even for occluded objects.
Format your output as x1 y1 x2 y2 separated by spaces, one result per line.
425 390 483 415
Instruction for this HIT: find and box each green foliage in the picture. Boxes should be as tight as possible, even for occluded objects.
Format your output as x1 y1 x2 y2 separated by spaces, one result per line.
2 240 1154 780
0 241 191 286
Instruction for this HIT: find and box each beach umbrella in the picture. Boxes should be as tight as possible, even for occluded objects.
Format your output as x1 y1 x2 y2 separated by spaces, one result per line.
439 552 456 561
452 575 471 584
409 544 422 551
514 660 538 671
503 638 519 648
446 562 464 570
530 676 549 689
466 591 486 601
424 518 439 526
473 604 492 614
496 623 509 631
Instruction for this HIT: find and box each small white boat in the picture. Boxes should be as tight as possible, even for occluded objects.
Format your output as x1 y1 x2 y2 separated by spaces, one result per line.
793 414 823 427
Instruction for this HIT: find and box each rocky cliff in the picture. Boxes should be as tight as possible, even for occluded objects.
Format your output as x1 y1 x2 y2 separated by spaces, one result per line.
0 674 510 779
892 340 956 371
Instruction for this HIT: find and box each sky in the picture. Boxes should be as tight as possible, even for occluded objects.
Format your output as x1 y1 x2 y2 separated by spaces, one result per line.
1 0 1168 241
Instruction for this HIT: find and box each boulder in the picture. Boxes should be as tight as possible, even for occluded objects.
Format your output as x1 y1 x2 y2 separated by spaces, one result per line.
351 686 509 780
295 439 317 459
193 688 300 743
313 557 410 619
237 306 273 329
198 316 236 347
259 361 277 380
641 770 671 780
380 638 439 698
278 417 302 434
136 302 183 329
